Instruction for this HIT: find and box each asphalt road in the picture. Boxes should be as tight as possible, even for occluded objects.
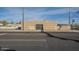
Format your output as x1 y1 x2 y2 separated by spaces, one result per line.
0 32 79 51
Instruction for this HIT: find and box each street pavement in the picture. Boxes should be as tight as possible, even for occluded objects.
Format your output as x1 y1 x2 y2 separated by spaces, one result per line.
0 32 79 51
46 32 79 51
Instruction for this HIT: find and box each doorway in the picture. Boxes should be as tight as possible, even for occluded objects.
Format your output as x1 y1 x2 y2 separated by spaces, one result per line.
36 24 43 32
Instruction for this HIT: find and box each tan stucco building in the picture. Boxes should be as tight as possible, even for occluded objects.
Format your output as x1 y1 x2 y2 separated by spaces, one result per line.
22 20 71 32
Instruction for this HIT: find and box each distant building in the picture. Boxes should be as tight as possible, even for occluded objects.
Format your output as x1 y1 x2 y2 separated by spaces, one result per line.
0 21 3 26
0 23 3 26
21 20 71 32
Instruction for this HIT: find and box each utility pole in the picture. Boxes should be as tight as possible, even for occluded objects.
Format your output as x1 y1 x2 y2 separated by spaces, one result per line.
69 7 71 25
72 19 75 30
22 7 24 30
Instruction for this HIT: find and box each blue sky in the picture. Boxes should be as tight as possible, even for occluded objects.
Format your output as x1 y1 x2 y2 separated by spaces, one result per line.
0 7 79 24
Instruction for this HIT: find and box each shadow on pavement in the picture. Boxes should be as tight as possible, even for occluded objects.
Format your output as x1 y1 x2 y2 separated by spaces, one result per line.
4 49 16 51
44 32 79 43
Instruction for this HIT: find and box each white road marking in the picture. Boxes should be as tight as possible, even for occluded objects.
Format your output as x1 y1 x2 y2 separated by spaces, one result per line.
0 33 7 35
0 39 46 41
1 48 10 50
7 34 46 35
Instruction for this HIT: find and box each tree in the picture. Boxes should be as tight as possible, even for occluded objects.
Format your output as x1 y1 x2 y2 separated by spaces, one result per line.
16 21 21 24
2 20 8 26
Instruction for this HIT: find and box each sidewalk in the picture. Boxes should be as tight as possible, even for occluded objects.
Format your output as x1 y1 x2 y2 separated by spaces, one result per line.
69 30 79 32
0 30 33 32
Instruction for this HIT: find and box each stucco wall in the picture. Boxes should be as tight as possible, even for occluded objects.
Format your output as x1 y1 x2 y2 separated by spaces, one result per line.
57 25 71 32
22 20 71 32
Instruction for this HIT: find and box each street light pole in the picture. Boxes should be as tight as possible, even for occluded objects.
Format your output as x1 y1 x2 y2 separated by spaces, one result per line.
22 7 24 30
